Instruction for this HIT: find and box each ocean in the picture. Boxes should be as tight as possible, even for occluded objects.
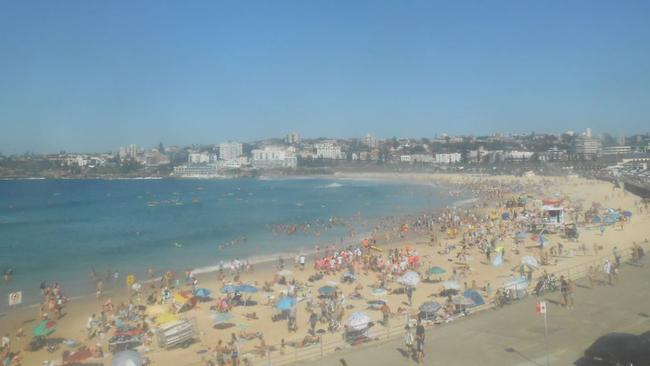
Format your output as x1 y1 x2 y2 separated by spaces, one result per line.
0 177 461 310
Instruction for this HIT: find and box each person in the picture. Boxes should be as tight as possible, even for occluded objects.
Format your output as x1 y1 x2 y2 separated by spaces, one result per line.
230 340 240 366
416 333 425 365
415 320 425 342
406 286 414 306
309 312 318 335
559 276 568 307
1 334 9 350
404 325 414 358
381 302 392 327
613 247 621 267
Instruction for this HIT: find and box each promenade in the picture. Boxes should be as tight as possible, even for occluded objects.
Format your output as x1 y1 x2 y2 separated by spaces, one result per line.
308 257 650 366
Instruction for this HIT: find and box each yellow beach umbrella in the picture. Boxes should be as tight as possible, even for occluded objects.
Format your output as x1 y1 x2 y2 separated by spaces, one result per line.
155 312 179 325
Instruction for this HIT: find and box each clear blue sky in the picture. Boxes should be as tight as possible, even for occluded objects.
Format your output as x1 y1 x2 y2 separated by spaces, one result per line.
1 0 649 153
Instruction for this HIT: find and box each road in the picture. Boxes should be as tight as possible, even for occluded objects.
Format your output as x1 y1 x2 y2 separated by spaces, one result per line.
307 260 650 366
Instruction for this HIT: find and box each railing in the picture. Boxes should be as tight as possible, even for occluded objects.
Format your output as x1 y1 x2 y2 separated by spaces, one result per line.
176 239 650 366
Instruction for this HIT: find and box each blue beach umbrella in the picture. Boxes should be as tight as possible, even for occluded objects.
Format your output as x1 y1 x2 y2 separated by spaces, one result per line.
419 301 441 313
276 297 297 311
463 289 485 306
623 211 632 218
318 286 337 295
195 288 211 298
220 284 239 294
428 266 446 275
237 284 258 293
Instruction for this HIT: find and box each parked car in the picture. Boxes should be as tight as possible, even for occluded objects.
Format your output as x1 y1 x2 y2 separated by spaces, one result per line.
582 332 650 365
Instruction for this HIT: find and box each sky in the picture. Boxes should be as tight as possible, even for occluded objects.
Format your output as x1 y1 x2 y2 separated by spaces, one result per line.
1 1 649 154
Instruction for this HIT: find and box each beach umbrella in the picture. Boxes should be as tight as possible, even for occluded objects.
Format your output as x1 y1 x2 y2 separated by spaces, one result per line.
521 256 539 268
220 284 239 294
195 288 211 299
318 286 337 295
210 312 234 325
502 212 510 220
462 289 485 306
32 319 56 337
397 271 421 287
276 297 297 311
428 266 446 275
440 281 460 290
112 350 144 366
277 269 293 277
511 263 536 273
592 215 602 224
419 301 441 313
366 300 386 310
237 284 258 293
346 312 371 331
623 211 632 218
371 288 387 297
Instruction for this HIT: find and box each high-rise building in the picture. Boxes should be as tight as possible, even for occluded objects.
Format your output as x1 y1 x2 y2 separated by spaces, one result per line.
363 134 378 148
574 129 601 159
219 142 243 161
285 132 300 145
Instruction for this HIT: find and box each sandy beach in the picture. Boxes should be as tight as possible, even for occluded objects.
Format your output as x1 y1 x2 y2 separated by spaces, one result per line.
2 173 649 366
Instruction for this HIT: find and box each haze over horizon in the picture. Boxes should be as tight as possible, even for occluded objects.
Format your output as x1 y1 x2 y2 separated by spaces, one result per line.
1 0 650 154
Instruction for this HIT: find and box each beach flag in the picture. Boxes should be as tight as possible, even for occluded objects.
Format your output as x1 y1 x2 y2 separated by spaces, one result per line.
535 301 546 314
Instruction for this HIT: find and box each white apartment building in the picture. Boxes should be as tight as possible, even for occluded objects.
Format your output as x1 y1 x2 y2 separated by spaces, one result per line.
315 142 343 159
363 134 379 148
251 146 297 169
434 153 462 164
285 132 301 145
219 142 243 161
188 152 210 164
602 146 632 155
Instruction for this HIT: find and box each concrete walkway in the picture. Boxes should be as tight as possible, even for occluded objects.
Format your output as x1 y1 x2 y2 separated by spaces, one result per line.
307 261 650 366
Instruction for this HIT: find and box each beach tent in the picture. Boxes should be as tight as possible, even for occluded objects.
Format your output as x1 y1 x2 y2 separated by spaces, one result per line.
112 350 145 366
462 289 485 306
346 312 371 331
397 271 421 287
33 319 56 337
276 297 297 311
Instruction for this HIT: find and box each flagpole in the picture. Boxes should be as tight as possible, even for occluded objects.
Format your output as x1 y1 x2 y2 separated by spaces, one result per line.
544 308 549 366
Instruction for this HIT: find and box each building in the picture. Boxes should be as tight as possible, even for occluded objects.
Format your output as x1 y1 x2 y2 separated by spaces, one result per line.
173 164 219 177
315 142 344 159
573 129 601 159
251 146 297 169
285 132 301 145
219 142 243 161
119 144 138 161
539 147 568 161
188 152 210 164
363 134 379 148
144 149 170 166
434 153 462 164
602 146 632 155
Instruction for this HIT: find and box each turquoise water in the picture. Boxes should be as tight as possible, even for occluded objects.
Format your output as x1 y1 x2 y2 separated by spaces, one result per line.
0 178 458 309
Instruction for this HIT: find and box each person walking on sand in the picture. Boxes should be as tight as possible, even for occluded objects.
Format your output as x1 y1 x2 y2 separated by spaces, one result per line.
381 302 392 327
404 325 414 358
